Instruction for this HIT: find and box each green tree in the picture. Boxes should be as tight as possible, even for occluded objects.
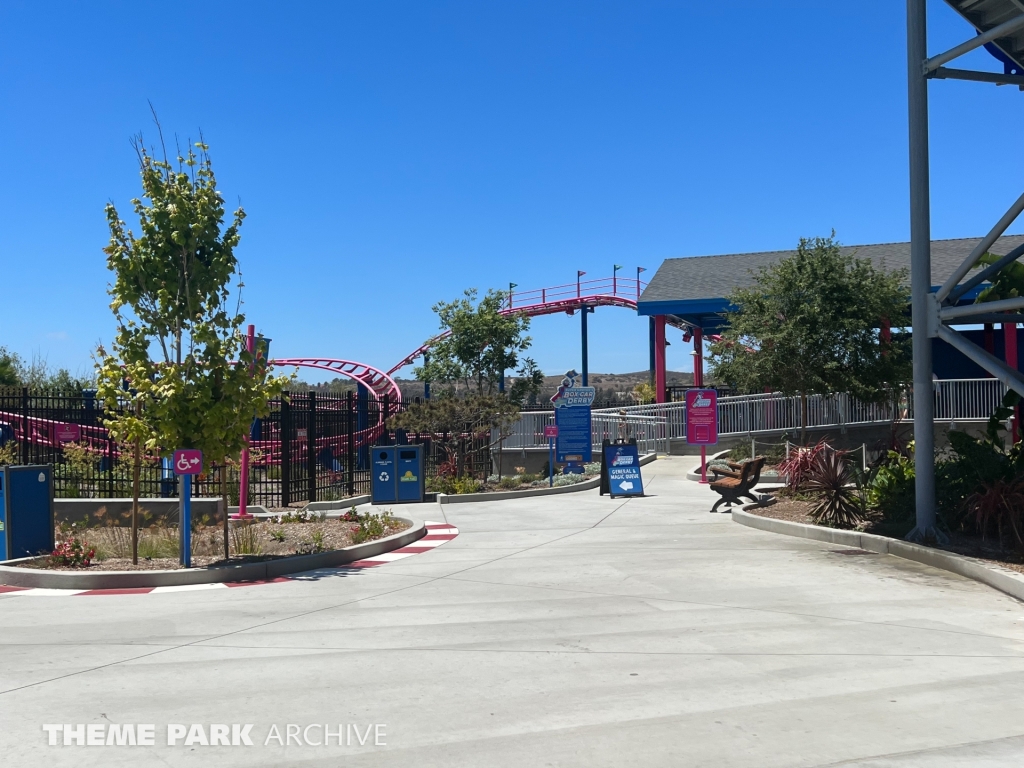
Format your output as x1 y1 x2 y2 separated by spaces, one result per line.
416 288 535 396
0 347 20 387
708 234 911 442
96 133 290 562
388 393 521 479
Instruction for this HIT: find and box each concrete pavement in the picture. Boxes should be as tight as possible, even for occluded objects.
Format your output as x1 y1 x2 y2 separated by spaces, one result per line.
2 456 1024 766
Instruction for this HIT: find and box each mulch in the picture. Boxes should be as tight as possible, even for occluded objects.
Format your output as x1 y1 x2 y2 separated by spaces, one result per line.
746 499 1024 576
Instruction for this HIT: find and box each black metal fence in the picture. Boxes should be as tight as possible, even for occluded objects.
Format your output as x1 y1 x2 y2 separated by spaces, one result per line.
0 388 495 508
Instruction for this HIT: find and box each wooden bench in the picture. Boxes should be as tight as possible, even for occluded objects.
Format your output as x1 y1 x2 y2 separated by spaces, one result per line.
708 456 766 513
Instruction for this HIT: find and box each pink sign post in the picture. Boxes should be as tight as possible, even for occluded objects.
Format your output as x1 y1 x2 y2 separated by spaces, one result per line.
685 388 718 484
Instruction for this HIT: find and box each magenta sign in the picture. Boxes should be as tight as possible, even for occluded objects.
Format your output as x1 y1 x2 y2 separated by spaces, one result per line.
173 449 203 475
543 425 559 438
685 388 718 445
55 424 81 443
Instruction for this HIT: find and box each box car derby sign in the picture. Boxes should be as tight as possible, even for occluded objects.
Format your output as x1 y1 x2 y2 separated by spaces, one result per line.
604 443 644 497
685 388 718 445
551 370 595 463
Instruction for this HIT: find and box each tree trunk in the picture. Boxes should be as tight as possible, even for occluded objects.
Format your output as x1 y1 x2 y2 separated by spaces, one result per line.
221 463 230 561
131 401 141 565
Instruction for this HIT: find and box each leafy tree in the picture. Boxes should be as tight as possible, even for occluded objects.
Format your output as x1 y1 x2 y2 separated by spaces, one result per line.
708 234 911 442
96 133 290 562
416 288 535 396
0 347 19 387
0 348 92 391
387 393 521 478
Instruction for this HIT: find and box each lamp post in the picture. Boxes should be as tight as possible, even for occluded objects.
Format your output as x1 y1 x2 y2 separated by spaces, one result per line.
508 282 517 309
577 270 585 299
636 266 646 303
613 264 622 295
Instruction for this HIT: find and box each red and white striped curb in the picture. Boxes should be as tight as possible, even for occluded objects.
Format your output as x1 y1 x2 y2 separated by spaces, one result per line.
0 521 458 597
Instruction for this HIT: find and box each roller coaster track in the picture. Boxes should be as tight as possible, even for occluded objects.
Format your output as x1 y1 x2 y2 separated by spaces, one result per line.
7 276 670 461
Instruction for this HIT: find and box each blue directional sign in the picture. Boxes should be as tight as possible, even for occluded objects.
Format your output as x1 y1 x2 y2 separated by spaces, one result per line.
550 370 595 463
604 443 644 497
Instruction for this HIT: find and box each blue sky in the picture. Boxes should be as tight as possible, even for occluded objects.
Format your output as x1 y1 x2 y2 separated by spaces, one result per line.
2 0 1022 381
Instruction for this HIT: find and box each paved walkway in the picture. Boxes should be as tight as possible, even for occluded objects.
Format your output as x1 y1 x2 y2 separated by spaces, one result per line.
2 457 1024 766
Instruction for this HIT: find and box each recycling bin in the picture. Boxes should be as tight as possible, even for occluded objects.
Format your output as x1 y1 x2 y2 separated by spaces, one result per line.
0 465 55 560
396 445 425 503
370 447 397 504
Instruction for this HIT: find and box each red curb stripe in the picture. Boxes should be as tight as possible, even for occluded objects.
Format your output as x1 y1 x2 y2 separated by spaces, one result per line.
0 585 30 593
76 588 156 596
421 534 457 541
341 560 381 569
392 546 434 554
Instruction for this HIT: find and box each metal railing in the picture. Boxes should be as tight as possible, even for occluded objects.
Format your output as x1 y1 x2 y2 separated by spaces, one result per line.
504 378 1009 449
499 410 669 456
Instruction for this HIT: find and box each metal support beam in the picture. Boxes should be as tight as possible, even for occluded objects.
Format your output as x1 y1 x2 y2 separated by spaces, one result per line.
948 312 1024 324
923 14 1024 73
936 190 1024 302
948 241 1024 303
941 295 1024 320
581 304 589 387
938 325 1024 398
907 0 942 543
928 66 1024 86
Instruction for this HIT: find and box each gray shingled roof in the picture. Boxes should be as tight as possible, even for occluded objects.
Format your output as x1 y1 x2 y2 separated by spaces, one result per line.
639 235 1024 304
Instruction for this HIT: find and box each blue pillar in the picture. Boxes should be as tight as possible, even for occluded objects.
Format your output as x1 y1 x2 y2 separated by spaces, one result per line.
423 352 431 400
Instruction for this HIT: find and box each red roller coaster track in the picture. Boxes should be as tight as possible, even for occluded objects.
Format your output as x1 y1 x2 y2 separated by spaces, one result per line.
9 275 675 460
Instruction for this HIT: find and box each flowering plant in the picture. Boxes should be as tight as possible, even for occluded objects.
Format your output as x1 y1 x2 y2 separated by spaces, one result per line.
50 536 96 568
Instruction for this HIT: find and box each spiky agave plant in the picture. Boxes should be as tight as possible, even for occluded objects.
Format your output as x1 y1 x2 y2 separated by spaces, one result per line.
805 449 863 528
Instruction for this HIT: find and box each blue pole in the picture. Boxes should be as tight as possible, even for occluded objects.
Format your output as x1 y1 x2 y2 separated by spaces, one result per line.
581 306 589 387
182 474 192 568
548 438 554 487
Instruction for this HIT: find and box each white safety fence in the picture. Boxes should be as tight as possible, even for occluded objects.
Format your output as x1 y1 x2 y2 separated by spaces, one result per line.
503 378 1008 450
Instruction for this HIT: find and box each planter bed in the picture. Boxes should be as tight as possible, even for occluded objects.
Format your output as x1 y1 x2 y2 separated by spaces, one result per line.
0 516 424 590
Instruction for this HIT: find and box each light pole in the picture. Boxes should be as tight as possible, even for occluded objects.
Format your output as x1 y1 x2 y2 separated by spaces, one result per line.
577 270 585 298
636 266 646 302
508 282 517 310
613 264 622 295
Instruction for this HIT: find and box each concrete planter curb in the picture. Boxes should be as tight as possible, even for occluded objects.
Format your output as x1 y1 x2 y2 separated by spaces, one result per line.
732 507 1024 603
437 453 658 505
0 516 425 590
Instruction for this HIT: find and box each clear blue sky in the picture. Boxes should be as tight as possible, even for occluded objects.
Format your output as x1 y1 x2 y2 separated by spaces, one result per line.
2 0 1022 381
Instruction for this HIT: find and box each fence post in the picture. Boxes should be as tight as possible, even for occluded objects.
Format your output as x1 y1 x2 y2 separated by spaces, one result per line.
280 394 291 508
347 390 355 496
20 387 29 465
307 390 317 504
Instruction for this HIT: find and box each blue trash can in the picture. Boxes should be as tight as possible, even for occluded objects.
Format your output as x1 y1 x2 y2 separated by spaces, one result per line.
371 447 397 504
396 446 424 503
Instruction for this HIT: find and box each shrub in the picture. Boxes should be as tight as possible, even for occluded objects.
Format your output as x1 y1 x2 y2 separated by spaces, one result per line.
777 440 832 491
230 521 263 556
967 478 1024 556
50 536 96 568
866 450 916 534
804 450 862 528
275 509 326 524
351 510 396 544
499 476 521 490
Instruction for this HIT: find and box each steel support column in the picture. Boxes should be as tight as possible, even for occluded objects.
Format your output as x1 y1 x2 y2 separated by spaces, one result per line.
654 316 667 403
907 0 941 542
581 304 589 387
